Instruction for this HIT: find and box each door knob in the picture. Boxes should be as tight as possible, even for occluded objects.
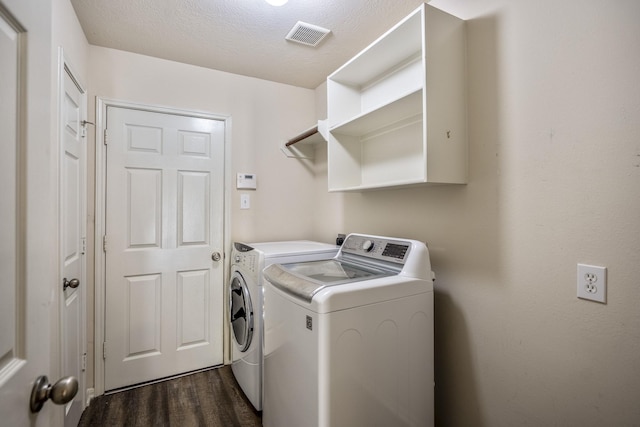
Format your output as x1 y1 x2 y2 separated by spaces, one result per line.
63 278 80 290
30 375 78 413
211 252 222 262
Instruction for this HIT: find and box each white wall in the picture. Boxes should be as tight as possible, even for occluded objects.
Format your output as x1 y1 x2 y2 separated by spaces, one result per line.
53 0 88 77
313 0 640 425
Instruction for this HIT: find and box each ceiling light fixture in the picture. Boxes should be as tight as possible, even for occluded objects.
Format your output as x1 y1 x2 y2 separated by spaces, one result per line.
265 0 288 6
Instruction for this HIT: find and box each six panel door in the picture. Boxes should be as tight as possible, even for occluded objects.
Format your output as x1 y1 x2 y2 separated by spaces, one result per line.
104 107 225 390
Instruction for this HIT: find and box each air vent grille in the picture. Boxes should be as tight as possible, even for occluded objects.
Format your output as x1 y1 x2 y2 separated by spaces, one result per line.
285 21 331 47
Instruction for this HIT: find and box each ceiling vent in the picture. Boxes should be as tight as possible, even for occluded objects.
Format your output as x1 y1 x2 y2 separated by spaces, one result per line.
285 21 331 47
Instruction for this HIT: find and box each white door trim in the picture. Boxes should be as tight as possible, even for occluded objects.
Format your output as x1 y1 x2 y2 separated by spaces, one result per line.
93 98 232 396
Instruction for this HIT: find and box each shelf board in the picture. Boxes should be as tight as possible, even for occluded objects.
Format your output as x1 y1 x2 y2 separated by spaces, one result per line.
329 177 428 192
329 7 423 87
329 89 423 137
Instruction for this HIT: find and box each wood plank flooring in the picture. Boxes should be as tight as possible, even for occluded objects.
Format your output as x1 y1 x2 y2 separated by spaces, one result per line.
78 365 262 427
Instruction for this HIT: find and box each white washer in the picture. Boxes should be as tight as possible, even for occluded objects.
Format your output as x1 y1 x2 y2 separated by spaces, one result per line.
229 240 338 411
262 233 435 427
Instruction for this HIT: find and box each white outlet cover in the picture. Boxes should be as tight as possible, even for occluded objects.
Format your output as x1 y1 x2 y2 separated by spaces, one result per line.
577 264 607 303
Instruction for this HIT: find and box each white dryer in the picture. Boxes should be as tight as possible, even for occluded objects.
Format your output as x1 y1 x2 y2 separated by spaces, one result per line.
262 233 435 427
229 240 338 411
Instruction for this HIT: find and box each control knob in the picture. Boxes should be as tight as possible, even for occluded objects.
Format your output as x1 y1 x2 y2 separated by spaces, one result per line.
362 239 374 252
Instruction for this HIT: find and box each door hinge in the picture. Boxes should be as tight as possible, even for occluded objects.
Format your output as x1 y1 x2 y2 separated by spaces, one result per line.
103 342 107 360
82 352 87 371
103 235 107 253
103 129 108 145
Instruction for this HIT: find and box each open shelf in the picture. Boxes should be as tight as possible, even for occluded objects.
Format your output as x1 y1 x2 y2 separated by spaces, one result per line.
329 9 423 88
327 4 467 192
330 89 422 137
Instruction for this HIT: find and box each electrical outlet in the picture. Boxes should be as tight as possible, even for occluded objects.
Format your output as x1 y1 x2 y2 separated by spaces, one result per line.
577 264 607 303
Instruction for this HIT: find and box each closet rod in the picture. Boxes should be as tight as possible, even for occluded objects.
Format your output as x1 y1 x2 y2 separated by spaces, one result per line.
285 125 318 147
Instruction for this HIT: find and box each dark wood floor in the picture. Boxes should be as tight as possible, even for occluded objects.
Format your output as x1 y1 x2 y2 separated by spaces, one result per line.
78 365 262 427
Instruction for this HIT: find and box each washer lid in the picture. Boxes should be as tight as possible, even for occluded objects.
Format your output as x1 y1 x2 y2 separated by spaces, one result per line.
263 259 394 303
249 240 337 257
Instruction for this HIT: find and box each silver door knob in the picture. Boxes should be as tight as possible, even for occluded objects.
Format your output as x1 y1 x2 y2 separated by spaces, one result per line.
63 278 80 290
30 375 78 413
211 252 222 262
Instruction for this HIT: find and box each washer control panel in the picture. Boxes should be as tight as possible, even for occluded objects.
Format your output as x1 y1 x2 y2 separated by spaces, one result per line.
341 234 411 264
232 242 258 274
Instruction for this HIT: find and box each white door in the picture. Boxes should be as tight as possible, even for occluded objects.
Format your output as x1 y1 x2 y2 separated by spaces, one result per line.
104 107 225 391
59 62 86 427
0 1 61 426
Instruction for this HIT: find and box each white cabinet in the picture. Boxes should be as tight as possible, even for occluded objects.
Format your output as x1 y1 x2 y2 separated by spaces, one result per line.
327 4 467 191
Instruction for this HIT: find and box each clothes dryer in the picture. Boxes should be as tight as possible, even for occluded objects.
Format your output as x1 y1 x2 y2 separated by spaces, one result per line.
229 240 338 411
262 234 435 427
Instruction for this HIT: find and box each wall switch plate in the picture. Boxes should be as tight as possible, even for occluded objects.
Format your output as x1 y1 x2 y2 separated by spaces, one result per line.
240 194 250 209
577 264 607 303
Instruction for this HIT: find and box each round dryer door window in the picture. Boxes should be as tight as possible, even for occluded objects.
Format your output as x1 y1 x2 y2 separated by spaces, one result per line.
230 272 253 352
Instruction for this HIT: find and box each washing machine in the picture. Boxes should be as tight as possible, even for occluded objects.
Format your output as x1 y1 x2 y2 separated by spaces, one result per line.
229 240 338 411
262 233 435 427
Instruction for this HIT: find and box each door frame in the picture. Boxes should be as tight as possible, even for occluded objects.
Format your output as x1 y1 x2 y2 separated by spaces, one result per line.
93 98 232 396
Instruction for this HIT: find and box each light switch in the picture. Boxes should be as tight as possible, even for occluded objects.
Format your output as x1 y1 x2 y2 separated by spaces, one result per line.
240 194 250 209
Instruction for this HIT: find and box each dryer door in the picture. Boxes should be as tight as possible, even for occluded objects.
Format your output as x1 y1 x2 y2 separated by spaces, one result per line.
230 271 253 352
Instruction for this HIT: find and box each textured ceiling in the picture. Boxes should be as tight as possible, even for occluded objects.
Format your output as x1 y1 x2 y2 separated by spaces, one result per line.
70 0 428 89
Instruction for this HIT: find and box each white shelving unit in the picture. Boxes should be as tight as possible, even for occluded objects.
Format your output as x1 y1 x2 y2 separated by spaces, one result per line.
327 4 467 191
